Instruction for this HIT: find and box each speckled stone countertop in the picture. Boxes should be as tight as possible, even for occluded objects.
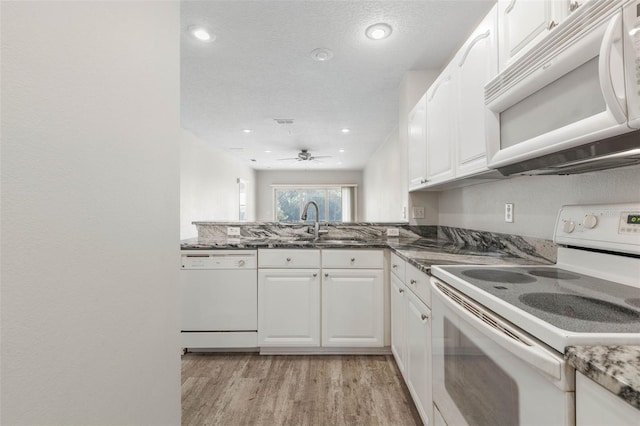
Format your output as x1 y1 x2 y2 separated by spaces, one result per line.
566 345 640 409
180 236 552 273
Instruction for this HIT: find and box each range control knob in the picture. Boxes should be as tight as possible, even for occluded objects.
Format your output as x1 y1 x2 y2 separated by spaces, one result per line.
583 214 598 229
563 220 576 233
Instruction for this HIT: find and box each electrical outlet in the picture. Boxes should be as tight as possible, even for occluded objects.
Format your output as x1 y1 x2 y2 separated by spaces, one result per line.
386 228 400 237
505 203 514 223
402 206 407 220
412 206 425 219
227 227 241 236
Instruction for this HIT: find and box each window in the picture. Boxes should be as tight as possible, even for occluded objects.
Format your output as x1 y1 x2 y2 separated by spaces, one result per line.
273 185 357 222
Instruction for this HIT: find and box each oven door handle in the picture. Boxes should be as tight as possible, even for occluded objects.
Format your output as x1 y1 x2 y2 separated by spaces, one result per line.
432 280 562 380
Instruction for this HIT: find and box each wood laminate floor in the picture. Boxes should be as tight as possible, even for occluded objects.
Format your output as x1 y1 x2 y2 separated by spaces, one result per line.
181 353 422 426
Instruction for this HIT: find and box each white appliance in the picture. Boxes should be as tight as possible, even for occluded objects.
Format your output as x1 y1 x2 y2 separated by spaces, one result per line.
485 0 640 176
431 203 640 426
181 250 258 349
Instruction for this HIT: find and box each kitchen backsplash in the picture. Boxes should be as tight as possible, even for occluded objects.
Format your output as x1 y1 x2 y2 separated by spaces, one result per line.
192 222 557 263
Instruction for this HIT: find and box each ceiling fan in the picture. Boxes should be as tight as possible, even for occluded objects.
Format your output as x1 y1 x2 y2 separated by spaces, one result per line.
277 149 331 162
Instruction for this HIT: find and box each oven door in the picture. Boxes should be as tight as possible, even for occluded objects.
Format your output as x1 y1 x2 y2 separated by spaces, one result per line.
486 8 637 170
431 279 574 426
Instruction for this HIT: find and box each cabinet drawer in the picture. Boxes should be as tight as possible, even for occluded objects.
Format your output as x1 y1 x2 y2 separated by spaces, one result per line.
321 249 383 269
258 249 320 268
390 252 406 281
405 262 431 307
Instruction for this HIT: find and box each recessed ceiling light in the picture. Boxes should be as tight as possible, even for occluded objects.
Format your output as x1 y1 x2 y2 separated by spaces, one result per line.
264 150 271 153
242 129 252 133
339 149 345 153
310 48 334 62
365 23 392 40
337 162 343 165
189 26 215 42
341 128 350 133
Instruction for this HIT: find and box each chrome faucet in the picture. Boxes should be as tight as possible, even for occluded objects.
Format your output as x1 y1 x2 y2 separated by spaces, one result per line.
301 200 327 240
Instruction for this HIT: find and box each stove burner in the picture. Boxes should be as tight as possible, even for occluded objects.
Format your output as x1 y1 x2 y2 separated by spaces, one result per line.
462 269 537 284
625 298 640 309
519 293 640 323
527 269 580 280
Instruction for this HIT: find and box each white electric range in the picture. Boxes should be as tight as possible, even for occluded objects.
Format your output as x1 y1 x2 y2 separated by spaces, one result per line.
430 203 640 426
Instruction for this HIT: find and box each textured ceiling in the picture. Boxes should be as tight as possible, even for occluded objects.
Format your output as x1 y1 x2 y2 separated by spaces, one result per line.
181 1 495 170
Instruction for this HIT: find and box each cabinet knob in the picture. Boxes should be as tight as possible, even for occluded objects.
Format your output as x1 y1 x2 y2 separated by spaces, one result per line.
392 264 398 269
547 20 557 30
238 260 245 266
399 288 404 294
313 273 318 277
324 273 329 277
421 314 429 321
286 257 292 262
350 258 356 262
410 279 417 285
570 1 580 12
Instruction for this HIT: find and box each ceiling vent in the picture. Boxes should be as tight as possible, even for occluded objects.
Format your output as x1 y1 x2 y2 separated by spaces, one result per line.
274 118 295 125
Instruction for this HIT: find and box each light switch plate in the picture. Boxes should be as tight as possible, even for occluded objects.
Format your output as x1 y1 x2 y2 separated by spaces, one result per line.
227 227 241 236
412 206 425 219
505 203 514 223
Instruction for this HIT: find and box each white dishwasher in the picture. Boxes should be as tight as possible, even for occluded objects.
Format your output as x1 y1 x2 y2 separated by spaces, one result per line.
181 250 258 350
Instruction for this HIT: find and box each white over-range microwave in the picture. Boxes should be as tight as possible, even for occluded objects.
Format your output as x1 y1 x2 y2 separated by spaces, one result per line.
485 0 640 175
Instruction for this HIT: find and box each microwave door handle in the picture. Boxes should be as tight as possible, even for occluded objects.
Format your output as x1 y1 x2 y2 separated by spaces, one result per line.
599 13 627 124
431 281 562 380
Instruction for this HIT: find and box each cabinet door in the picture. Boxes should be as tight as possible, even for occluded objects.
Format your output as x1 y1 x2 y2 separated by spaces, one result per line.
258 269 320 346
406 291 433 426
426 68 456 184
322 269 384 347
408 94 428 190
498 0 568 71
391 275 407 377
456 6 498 178
576 372 640 426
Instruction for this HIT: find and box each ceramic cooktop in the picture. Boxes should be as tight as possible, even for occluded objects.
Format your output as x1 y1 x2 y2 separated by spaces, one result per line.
438 265 640 334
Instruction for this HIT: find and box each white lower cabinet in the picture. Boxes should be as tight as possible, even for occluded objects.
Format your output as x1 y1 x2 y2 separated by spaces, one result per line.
258 269 321 347
322 269 384 347
406 287 433 426
391 274 408 376
576 372 639 426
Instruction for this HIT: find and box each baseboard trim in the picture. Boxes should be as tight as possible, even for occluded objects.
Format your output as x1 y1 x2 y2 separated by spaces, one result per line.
259 346 392 356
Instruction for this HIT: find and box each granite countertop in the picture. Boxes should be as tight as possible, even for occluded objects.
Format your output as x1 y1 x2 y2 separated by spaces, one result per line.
566 345 640 409
180 236 551 274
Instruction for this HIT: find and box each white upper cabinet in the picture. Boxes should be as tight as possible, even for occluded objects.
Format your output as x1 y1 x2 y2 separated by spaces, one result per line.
498 0 575 71
408 94 428 190
426 63 457 185
456 6 498 178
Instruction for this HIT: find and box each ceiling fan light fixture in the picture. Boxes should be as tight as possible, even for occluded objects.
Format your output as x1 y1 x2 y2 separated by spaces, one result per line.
365 23 392 40
341 128 350 133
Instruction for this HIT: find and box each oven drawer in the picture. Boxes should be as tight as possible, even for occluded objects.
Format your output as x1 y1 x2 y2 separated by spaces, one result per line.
406 262 431 307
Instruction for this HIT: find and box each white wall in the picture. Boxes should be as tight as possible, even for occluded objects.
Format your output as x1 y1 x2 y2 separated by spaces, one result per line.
438 165 640 240
362 128 406 221
255 170 363 221
1 2 181 425
362 70 439 224
181 129 256 238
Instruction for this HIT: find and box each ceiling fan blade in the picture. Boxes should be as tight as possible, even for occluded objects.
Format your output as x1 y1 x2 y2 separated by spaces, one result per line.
277 157 299 161
311 155 332 159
